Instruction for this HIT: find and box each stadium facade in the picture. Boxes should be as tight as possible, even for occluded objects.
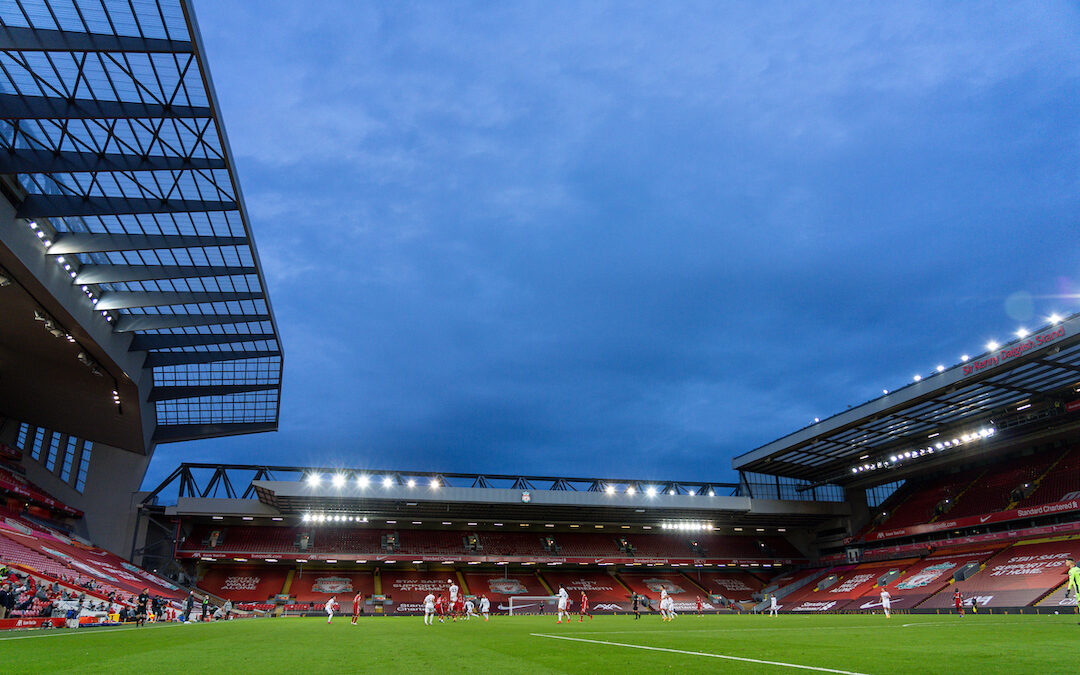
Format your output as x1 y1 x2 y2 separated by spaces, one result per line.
0 0 282 555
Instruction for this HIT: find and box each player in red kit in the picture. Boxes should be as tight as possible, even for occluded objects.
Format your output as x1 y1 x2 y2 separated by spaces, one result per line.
435 594 446 623
953 589 964 617
579 592 593 622
351 591 363 625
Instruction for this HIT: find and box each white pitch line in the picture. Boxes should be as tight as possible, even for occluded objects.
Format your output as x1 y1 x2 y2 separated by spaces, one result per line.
530 633 870 675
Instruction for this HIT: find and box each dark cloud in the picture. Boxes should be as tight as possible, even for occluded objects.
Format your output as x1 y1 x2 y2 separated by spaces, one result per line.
146 1 1080 488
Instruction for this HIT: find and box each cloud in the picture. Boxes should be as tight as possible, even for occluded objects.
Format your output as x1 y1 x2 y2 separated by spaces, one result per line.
144 0 1080 490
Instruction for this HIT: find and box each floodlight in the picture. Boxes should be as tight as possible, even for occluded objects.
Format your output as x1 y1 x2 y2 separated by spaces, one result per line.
407 479 416 488
913 375 921 382
605 485 615 495
936 365 945 372
307 473 321 487
986 340 999 351
357 475 370 488
331 474 345 488
645 486 657 497
430 478 440 488
382 476 393 488
1049 313 1063 324
1016 328 1029 338
961 355 969 362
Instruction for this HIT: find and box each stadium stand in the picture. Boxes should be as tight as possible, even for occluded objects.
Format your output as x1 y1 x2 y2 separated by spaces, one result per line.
920 536 1080 609
852 547 1002 611
780 560 918 612
1018 445 1080 507
869 473 980 534
544 533 622 557
0 464 82 518
289 570 375 604
462 572 549 602
537 571 631 610
0 525 180 600
380 571 452 615
617 572 695 603
942 452 1059 519
692 571 767 601
198 567 289 603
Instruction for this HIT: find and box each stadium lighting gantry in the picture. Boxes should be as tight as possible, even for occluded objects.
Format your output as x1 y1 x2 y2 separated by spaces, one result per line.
851 427 995 476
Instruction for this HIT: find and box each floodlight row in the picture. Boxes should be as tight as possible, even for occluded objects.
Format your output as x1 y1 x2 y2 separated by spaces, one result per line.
851 426 995 475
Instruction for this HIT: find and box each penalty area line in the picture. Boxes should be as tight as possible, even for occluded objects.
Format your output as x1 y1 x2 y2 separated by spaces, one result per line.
530 633 870 675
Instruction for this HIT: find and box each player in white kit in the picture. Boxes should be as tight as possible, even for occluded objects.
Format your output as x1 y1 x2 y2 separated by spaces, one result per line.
556 586 570 623
879 589 891 618
659 588 670 622
447 579 459 619
480 595 491 621
768 594 779 617
423 592 436 625
464 598 478 619
663 595 676 621
325 596 336 624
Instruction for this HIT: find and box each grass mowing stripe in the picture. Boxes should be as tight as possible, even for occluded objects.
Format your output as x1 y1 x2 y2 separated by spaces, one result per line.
0 623 188 641
530 632 871 674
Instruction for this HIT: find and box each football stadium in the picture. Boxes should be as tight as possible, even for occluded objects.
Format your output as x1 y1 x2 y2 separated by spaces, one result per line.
1 1 1079 674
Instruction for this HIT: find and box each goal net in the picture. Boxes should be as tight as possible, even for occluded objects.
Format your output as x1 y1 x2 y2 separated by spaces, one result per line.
507 595 560 616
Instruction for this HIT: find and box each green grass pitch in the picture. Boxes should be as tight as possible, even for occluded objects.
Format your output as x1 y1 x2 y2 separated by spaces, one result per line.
3 612 1077 674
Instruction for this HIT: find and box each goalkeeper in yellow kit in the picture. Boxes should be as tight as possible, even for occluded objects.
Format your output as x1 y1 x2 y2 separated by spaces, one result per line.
1066 557 1080 615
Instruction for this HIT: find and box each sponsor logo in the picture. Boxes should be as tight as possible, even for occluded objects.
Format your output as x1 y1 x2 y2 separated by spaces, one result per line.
829 574 874 594
979 515 993 523
221 576 261 591
1016 501 1079 519
593 603 624 611
897 562 959 590
713 579 753 592
792 601 836 612
642 578 684 595
487 578 528 595
390 579 446 593
560 578 615 592
990 552 1071 577
312 576 353 594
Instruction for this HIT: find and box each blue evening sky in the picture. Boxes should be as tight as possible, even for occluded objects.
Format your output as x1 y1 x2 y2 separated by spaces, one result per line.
144 1 1080 488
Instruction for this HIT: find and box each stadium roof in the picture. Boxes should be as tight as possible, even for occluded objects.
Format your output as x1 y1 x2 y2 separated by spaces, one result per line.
144 463 847 529
733 313 1080 485
0 0 282 447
